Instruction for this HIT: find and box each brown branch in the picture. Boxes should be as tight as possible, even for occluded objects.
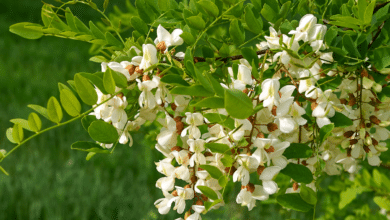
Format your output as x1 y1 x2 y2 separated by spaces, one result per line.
373 1 390 14
380 163 390 171
368 21 385 49
171 49 269 63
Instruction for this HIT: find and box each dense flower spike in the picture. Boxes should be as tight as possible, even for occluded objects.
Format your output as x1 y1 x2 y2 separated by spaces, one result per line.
5 1 390 218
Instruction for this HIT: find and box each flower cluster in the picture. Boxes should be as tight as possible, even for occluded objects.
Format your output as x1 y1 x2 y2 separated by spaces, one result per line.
49 15 390 219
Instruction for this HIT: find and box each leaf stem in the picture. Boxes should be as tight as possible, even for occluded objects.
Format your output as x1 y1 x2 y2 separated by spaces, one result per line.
1 90 123 162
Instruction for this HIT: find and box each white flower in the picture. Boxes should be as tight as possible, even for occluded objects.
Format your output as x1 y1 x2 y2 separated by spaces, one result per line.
154 25 184 51
139 44 158 71
181 112 204 139
236 185 269 210
187 205 205 220
137 77 158 109
157 113 178 148
233 154 259 185
289 14 318 42
187 139 207 167
173 187 194 214
259 78 280 110
259 166 281 194
233 64 253 91
154 191 175 214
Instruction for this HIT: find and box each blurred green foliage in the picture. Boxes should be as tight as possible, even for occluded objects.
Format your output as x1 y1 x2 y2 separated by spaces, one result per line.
1 0 389 219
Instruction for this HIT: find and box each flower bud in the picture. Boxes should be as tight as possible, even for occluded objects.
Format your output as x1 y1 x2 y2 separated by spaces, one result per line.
171 103 177 111
125 64 136 75
257 165 265 175
311 102 318 110
349 139 358 145
156 41 167 53
176 121 184 134
265 145 275 153
363 145 370 153
293 182 299 191
136 67 144 75
271 105 277 116
301 160 308 166
172 190 178 197
184 184 192 189
372 138 378 146
225 166 236 175
204 152 213 157
142 74 150 81
171 146 182 152
267 123 278 132
370 115 381 125
257 132 265 138
343 131 354 138
359 128 366 139
339 98 347 105
375 143 388 152
361 69 369 77
245 183 255 193
195 200 204 206
191 175 198 184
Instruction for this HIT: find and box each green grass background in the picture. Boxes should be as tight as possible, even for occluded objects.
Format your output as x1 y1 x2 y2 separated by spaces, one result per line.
0 1 389 220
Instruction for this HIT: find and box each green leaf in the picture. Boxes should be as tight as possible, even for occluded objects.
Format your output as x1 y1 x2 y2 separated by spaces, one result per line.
71 141 111 154
88 120 119 144
364 0 375 25
197 186 218 200
372 169 382 187
224 89 253 119
358 0 367 21
203 113 235 129
136 0 156 24
10 119 32 132
229 19 245 45
197 0 219 17
276 193 313 212
9 22 43 40
343 35 361 58
186 16 206 30
324 26 338 46
74 74 98 106
89 21 106 40
12 123 24 144
193 97 224 108
41 5 69 30
280 163 313 184
65 8 78 32
261 4 276 23
47 97 63 123
60 89 81 117
373 196 390 211
28 113 42 132
373 46 390 70
199 165 223 179
205 74 225 97
329 112 353 127
204 199 223 211
300 185 317 205
161 74 189 86
105 32 124 49
131 17 149 35
218 175 228 187
283 143 313 159
103 0 110 11
73 16 92 35
180 32 195 45
195 70 214 93
221 155 234 167
170 85 215 97
339 186 366 209
241 47 259 69
204 143 232 154
279 1 291 18
28 104 50 120
81 115 98 131
6 128 17 144
78 72 108 94
319 123 334 143
103 68 116 94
